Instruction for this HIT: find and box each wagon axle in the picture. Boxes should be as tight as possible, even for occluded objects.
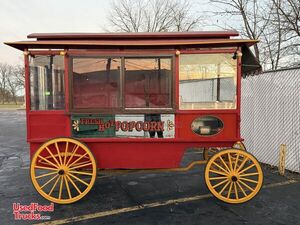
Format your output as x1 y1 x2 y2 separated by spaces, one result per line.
58 170 65 175
231 176 238 182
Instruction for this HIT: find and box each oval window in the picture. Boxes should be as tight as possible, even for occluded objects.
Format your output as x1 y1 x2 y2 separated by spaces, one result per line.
191 116 223 136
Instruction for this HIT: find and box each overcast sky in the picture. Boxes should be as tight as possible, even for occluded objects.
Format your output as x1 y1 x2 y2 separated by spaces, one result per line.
0 0 230 65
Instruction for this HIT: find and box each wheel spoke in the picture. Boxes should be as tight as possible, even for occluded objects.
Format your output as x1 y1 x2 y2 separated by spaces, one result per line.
239 177 258 184
239 172 259 177
49 176 61 196
37 155 59 169
238 180 254 192
236 156 249 173
212 162 229 174
35 165 58 171
63 176 72 199
212 179 229 189
58 175 64 199
66 144 80 167
209 169 228 176
219 181 230 195
40 174 59 189
36 171 57 179
233 182 239 200
45 146 61 167
69 162 92 170
55 142 63 165
209 176 227 181
66 174 82 194
234 153 240 171
70 160 92 168
239 164 256 175
69 170 94 176
227 182 233 198
68 153 89 168
236 181 247 197
68 173 89 186
228 153 233 171
64 141 69 165
219 156 230 172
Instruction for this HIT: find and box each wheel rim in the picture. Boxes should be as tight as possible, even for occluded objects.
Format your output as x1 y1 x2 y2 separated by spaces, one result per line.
205 149 263 204
30 138 97 204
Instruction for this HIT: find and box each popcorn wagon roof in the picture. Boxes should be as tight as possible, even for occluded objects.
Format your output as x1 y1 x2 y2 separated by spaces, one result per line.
5 30 258 51
4 30 261 75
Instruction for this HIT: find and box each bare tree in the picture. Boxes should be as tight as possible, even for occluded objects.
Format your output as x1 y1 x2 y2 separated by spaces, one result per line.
209 0 300 69
6 65 24 104
12 65 25 90
107 0 202 32
271 0 300 65
0 63 25 104
210 0 271 64
259 1 285 70
0 63 10 104
272 0 300 38
7 74 18 104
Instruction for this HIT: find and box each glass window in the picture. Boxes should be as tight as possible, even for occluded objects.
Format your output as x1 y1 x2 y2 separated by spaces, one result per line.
191 116 223 136
30 55 65 110
179 54 237 109
72 57 121 109
124 57 172 108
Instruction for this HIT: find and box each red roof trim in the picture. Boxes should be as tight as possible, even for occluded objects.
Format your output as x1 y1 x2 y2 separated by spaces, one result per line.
27 31 239 40
4 39 258 51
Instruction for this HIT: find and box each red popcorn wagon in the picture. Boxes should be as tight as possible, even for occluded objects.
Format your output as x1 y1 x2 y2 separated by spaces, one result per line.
5 31 262 204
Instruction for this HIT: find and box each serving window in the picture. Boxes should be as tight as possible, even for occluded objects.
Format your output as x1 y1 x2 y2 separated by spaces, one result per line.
72 57 121 109
71 56 173 112
124 58 172 109
179 53 237 110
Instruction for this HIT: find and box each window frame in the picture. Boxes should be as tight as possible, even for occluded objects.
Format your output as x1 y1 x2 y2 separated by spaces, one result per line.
69 54 175 114
178 51 238 111
70 55 123 111
29 54 65 111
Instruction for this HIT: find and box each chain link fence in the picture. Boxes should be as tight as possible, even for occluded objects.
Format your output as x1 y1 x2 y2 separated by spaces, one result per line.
241 67 300 173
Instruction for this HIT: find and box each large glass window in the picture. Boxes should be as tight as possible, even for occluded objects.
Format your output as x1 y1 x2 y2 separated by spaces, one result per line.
30 55 65 110
124 57 172 108
72 57 121 109
179 54 237 109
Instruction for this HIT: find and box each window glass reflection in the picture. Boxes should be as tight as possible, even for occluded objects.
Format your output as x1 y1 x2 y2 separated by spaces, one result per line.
72 57 121 109
124 57 172 108
30 55 64 110
179 54 237 109
191 116 223 136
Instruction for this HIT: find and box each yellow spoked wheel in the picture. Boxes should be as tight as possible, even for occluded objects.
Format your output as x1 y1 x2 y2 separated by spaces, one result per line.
205 149 263 204
30 137 97 204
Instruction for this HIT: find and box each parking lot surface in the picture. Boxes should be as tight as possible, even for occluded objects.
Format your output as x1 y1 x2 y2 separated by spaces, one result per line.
0 110 299 225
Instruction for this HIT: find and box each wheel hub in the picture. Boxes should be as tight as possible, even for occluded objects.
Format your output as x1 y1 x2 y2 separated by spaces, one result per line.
231 175 238 182
58 169 65 175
